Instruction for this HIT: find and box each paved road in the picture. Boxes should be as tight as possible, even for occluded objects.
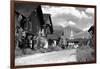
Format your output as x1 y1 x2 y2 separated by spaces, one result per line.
15 49 77 65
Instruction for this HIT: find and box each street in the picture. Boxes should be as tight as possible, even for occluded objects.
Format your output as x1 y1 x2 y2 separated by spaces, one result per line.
15 49 77 65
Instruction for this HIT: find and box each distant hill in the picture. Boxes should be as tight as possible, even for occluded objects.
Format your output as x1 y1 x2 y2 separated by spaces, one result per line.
53 25 64 37
53 25 90 39
53 25 64 31
73 31 91 39
63 25 83 38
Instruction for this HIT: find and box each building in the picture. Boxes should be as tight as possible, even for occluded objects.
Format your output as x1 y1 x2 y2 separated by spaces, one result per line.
88 26 94 38
43 14 53 35
15 4 54 50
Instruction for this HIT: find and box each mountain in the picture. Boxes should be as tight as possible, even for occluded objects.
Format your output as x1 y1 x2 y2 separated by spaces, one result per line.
73 31 91 39
47 26 64 40
63 25 83 38
53 25 64 31
53 25 64 37
52 25 90 39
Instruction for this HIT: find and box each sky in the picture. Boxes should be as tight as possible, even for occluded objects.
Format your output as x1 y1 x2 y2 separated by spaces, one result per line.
41 5 94 31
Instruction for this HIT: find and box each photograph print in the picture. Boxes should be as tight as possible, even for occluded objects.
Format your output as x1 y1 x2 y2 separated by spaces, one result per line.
14 2 96 67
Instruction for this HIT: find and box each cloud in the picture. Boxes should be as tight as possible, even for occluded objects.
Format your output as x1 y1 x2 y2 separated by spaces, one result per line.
42 5 94 30
52 19 68 27
68 21 76 26
85 8 94 14
52 20 76 28
42 5 89 19
83 27 90 31
51 13 79 27
81 11 89 18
